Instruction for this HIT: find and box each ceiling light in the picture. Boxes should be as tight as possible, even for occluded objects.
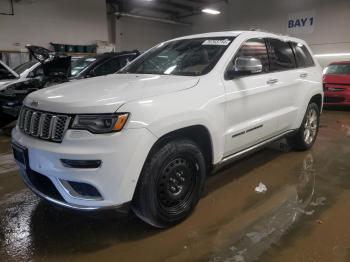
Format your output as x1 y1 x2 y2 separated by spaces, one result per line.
314 53 350 57
202 8 221 15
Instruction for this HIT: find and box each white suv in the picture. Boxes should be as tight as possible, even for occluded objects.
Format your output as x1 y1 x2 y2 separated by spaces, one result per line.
12 31 323 227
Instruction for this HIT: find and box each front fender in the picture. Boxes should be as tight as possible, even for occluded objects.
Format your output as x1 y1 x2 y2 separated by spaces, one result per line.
118 84 226 164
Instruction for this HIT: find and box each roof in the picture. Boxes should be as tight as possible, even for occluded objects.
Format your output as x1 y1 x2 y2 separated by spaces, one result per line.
169 30 307 44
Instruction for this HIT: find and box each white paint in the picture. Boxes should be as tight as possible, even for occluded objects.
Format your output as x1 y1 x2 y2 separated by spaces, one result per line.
287 10 316 35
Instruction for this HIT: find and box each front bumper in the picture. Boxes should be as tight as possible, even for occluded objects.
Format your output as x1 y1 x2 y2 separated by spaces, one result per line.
12 126 157 210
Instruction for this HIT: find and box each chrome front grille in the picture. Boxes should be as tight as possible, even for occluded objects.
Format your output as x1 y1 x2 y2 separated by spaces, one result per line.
18 107 71 142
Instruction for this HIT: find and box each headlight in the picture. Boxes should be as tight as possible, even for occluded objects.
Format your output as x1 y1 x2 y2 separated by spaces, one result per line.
71 113 129 133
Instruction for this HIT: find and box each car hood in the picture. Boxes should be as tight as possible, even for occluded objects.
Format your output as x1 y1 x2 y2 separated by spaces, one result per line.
0 80 16 91
24 74 200 113
324 74 350 85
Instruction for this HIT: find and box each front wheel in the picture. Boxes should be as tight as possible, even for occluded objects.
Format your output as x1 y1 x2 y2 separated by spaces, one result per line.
288 102 320 151
132 139 206 228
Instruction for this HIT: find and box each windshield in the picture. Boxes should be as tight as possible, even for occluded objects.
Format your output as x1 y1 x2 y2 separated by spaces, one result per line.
14 61 37 75
119 37 234 76
71 57 97 76
324 64 350 75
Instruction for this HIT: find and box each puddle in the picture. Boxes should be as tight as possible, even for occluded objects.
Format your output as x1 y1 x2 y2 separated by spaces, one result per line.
0 153 18 175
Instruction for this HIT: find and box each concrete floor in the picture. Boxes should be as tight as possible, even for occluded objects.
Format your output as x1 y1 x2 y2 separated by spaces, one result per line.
0 109 349 262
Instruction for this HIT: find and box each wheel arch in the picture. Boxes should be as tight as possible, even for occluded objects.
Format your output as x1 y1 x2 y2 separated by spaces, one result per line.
146 125 214 173
309 93 323 112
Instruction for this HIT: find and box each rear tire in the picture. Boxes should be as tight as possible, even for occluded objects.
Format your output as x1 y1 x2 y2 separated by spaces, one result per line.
288 102 320 151
132 139 206 228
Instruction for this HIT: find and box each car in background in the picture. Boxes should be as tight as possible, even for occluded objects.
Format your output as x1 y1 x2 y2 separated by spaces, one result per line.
0 60 25 90
0 45 71 117
0 49 140 117
70 51 140 80
323 61 350 106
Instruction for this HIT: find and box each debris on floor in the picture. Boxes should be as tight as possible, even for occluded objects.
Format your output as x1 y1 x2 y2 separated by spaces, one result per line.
310 197 327 207
297 208 315 216
255 182 267 193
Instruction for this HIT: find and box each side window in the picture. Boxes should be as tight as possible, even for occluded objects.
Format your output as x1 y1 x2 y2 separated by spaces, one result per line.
93 57 121 77
32 65 44 77
268 38 296 71
291 42 315 68
119 55 134 69
232 38 269 74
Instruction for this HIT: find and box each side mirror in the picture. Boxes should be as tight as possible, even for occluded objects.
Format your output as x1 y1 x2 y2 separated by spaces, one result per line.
226 56 263 79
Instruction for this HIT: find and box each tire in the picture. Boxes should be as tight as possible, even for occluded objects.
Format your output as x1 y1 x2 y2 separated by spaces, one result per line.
288 102 320 151
131 139 207 228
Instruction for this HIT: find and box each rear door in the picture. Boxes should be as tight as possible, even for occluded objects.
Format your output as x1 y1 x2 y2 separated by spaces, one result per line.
266 38 299 132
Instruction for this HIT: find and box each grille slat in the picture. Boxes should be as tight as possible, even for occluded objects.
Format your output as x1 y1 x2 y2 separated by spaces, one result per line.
18 107 71 143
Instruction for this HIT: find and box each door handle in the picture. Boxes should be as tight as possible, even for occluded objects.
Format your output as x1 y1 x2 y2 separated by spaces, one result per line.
300 73 308 78
267 79 278 85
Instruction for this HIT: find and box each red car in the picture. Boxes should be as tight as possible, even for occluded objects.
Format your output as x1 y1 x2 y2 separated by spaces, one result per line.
323 61 350 106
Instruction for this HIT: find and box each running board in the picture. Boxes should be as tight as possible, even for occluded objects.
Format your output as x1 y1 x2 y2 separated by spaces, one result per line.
215 130 296 169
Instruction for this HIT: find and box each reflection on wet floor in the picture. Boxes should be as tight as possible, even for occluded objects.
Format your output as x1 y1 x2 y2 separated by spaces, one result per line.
0 109 349 262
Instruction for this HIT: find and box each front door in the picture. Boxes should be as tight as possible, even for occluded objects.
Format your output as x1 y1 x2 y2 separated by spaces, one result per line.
222 38 279 156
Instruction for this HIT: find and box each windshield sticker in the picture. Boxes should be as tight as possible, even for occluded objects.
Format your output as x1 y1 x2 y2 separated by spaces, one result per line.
202 39 231 46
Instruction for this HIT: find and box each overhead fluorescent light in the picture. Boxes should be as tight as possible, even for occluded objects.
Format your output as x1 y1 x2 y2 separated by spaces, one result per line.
202 8 221 15
314 53 350 58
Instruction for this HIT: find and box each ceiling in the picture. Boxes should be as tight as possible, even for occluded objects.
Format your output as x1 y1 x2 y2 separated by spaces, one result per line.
107 0 228 21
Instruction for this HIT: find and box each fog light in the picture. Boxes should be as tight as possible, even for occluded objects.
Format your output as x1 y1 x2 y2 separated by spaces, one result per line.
61 159 102 169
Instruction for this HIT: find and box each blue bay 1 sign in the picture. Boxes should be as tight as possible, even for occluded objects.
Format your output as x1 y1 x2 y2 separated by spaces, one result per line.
287 10 316 34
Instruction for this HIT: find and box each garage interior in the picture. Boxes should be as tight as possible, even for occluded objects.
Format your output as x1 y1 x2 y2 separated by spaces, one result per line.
0 0 350 261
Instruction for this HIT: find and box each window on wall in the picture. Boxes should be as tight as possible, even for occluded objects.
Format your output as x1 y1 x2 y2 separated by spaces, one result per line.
231 38 269 73
268 38 296 71
290 42 315 68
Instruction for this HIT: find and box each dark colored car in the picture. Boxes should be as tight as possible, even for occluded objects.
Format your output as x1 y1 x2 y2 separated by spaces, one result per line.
0 48 140 117
323 61 350 106
70 51 140 80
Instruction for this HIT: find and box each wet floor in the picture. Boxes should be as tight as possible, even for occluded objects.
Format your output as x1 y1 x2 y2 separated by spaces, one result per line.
0 109 349 262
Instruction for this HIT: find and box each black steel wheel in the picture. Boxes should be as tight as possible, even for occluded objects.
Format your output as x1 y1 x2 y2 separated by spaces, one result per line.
132 139 206 228
157 156 199 214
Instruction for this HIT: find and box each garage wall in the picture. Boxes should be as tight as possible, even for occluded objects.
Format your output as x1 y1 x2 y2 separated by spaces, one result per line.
184 0 350 65
113 17 187 52
0 0 108 51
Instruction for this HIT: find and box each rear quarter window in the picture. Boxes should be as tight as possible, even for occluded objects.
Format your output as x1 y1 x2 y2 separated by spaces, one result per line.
291 42 315 68
268 38 296 71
